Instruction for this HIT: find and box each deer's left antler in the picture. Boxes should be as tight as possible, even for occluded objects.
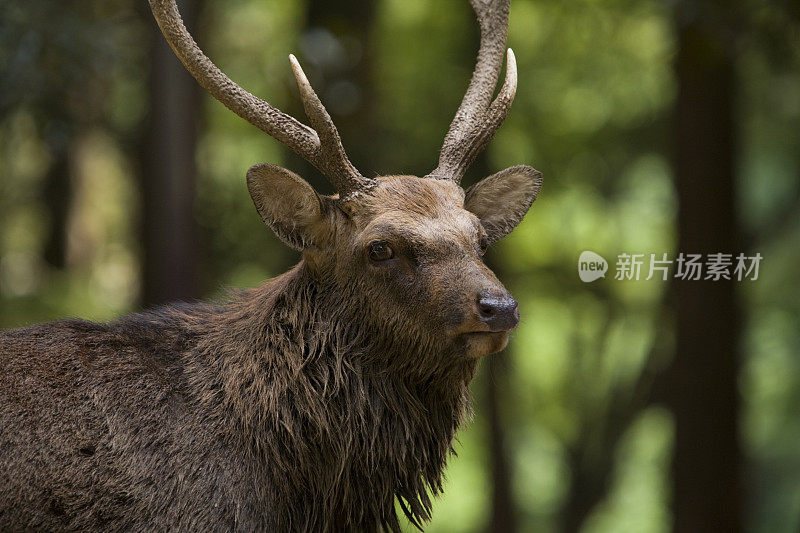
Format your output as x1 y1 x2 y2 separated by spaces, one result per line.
148 0 373 199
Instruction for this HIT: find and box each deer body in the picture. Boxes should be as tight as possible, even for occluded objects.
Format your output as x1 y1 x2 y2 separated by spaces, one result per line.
1 0 543 530
1 260 471 531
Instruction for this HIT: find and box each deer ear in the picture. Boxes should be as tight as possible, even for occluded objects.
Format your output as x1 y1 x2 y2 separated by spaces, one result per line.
464 165 542 243
247 164 329 250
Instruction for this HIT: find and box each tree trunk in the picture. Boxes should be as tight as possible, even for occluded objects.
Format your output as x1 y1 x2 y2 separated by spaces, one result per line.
670 1 742 531
41 123 73 270
471 152 517 533
485 350 517 533
139 0 200 307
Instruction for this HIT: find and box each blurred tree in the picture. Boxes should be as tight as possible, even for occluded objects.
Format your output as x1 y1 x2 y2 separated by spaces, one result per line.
305 0 380 172
739 1 800 530
485 354 517 533
669 0 742 530
0 0 115 269
474 155 518 533
40 126 73 270
138 0 202 306
2 0 799 530
286 0 379 195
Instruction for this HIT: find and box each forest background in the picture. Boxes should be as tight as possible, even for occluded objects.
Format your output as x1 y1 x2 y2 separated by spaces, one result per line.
1 0 799 530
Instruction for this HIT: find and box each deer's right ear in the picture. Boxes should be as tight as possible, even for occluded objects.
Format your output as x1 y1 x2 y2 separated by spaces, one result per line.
247 164 329 250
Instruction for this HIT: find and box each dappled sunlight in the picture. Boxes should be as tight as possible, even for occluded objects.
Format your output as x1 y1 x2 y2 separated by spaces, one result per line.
1 0 798 530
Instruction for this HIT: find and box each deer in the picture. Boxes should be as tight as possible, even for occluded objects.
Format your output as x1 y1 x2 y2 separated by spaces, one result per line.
0 0 542 530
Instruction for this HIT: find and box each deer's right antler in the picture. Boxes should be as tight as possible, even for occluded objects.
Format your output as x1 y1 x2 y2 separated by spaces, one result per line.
148 0 373 199
425 0 518 184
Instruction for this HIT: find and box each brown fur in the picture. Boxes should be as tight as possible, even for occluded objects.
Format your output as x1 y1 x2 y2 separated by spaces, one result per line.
0 174 540 532
2 0 543 526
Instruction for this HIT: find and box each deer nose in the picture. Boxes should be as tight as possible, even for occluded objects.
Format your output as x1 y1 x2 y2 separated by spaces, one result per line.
477 293 519 331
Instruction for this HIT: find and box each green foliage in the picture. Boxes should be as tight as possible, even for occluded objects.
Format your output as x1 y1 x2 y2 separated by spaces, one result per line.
0 0 799 531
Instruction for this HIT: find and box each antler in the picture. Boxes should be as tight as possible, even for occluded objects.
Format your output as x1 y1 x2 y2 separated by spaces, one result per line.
148 0 373 199
425 0 518 183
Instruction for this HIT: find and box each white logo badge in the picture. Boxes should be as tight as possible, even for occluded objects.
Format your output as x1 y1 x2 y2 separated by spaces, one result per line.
578 251 608 283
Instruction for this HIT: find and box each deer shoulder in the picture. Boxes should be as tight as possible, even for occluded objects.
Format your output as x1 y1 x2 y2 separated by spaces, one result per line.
0 0 543 530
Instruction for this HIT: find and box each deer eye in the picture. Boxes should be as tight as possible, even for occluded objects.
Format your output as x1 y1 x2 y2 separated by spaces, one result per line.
478 236 489 256
368 241 394 262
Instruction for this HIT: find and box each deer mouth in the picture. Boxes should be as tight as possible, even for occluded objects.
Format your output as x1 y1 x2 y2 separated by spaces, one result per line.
462 330 512 341
451 321 517 337
461 330 511 357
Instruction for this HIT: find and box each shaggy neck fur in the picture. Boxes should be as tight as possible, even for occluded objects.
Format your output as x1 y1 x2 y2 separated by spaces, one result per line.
186 261 478 531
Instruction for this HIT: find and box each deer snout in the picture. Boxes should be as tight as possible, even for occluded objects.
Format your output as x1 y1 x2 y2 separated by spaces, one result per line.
477 292 519 332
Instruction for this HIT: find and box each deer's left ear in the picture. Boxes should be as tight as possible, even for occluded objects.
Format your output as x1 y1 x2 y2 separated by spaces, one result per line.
464 165 543 243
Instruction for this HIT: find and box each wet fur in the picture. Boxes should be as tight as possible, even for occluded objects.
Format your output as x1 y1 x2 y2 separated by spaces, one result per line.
0 174 538 531
0 263 476 531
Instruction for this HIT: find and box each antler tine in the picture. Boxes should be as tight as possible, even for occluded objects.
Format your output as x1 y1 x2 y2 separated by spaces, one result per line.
425 0 516 183
148 0 371 198
289 56 373 199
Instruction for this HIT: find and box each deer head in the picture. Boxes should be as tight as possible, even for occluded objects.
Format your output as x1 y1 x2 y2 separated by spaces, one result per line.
149 0 541 360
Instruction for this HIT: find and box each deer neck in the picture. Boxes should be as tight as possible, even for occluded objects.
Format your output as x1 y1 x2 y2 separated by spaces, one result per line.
195 260 477 528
